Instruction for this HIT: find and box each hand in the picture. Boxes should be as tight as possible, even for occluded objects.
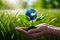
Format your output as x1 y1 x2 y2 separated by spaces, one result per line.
15 23 48 38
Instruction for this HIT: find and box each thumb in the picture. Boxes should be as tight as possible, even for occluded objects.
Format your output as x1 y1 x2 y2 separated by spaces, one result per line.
15 27 28 34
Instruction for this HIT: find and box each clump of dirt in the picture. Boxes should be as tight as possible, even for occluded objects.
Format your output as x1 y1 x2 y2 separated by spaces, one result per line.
26 26 37 31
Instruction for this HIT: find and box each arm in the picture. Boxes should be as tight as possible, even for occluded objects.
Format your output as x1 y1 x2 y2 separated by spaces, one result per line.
48 25 60 37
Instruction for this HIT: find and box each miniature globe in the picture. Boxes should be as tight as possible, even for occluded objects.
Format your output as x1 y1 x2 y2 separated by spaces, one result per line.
25 9 37 20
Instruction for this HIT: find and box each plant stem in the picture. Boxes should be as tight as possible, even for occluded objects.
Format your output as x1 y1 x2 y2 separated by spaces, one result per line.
31 20 33 26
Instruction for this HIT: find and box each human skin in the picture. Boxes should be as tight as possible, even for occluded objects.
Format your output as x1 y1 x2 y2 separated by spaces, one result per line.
15 23 48 38
47 25 60 37
15 23 60 38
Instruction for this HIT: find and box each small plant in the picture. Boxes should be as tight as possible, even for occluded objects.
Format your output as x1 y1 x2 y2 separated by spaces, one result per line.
18 9 45 31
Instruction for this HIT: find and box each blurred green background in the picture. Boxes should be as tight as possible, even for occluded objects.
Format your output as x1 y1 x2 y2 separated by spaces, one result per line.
0 0 60 9
0 0 60 40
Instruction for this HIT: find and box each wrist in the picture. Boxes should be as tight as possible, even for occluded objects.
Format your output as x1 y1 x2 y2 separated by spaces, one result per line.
47 25 54 34
47 25 60 37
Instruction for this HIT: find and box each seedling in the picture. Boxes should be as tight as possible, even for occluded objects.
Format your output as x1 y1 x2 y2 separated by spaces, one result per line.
25 9 44 31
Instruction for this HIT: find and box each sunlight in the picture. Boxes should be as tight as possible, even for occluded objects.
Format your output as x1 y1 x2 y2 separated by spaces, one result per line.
5 0 19 8
6 0 17 5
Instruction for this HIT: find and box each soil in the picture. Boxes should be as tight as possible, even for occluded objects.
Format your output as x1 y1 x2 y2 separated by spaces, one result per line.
26 26 37 31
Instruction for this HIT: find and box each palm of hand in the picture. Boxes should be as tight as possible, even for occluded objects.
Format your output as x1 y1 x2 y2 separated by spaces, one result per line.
16 23 48 38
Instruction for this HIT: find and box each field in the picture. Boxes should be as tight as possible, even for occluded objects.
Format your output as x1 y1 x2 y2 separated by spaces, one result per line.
0 9 60 40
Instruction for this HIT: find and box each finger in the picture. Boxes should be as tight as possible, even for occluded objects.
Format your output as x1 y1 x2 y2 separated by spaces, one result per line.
15 27 27 30
15 27 33 37
15 27 28 34
28 23 48 33
28 28 39 33
28 28 47 34
29 31 46 38
36 23 48 30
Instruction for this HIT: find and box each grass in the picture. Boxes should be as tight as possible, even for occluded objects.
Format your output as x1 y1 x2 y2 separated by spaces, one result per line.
0 9 60 40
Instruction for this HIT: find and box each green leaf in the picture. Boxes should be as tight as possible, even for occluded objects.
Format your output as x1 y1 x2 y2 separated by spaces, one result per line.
36 16 45 22
50 18 57 22
26 16 30 21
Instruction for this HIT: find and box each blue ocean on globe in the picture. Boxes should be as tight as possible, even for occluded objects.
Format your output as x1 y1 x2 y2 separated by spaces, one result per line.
25 9 37 20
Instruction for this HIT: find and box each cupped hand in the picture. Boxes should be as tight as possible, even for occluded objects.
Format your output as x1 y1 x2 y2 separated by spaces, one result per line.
15 23 48 38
